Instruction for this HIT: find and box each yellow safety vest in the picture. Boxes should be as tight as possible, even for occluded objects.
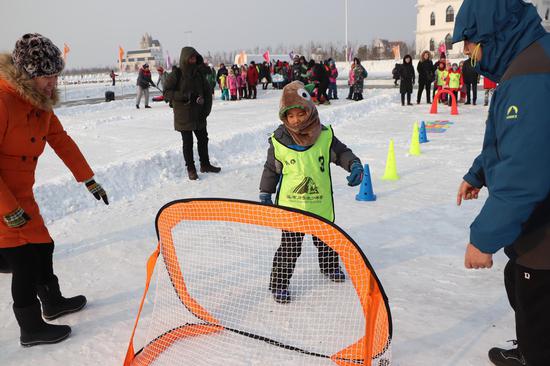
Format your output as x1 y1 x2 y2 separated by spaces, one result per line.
436 69 448 86
272 126 334 222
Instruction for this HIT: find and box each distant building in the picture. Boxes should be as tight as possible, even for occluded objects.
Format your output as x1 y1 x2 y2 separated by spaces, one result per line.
122 33 165 71
372 39 410 59
416 0 550 59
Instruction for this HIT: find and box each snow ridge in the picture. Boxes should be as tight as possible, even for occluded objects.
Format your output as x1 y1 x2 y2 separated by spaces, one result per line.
35 91 395 222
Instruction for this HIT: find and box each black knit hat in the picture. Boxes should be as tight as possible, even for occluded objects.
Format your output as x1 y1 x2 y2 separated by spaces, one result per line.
12 33 65 78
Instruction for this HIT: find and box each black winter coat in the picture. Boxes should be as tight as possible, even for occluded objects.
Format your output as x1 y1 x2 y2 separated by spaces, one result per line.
417 60 435 83
461 60 480 84
164 47 213 132
399 57 415 94
311 64 329 88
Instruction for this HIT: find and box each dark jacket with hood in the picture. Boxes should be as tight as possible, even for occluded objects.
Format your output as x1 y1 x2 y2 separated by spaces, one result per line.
399 55 415 94
164 47 213 132
454 0 550 269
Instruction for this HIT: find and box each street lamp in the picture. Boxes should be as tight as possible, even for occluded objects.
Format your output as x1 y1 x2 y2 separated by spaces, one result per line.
345 0 349 62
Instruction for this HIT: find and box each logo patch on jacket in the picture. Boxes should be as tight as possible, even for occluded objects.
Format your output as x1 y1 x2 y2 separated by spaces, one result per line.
506 105 519 120
293 177 319 195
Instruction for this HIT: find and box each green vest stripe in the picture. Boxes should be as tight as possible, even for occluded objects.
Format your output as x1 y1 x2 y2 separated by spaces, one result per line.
273 127 335 222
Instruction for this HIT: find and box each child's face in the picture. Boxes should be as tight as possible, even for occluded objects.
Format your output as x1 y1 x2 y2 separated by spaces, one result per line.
285 108 307 127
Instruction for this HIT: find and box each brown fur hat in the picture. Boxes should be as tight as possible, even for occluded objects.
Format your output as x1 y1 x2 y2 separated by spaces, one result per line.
12 33 64 79
279 81 321 146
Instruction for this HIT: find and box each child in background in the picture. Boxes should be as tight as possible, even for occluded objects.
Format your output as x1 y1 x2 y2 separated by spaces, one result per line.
445 63 463 106
347 61 355 99
239 65 248 99
227 69 238 101
435 62 449 103
327 61 338 100
259 81 364 304
219 73 229 101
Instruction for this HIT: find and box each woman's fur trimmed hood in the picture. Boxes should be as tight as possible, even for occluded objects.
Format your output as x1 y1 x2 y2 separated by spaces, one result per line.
0 53 59 111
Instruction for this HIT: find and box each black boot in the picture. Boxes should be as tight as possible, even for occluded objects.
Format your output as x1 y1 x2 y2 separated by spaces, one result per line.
200 163 221 173
0 253 11 273
36 275 86 321
488 341 527 366
187 166 198 180
13 302 71 347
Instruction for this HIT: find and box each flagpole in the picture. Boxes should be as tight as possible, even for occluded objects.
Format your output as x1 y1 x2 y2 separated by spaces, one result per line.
345 0 349 62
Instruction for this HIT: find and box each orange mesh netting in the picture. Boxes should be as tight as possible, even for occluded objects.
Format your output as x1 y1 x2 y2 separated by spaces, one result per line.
124 199 392 366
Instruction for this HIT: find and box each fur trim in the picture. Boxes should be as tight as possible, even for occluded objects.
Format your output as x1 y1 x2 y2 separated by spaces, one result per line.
0 53 59 111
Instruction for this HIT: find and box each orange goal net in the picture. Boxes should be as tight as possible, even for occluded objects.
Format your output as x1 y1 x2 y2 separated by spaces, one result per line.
124 199 392 365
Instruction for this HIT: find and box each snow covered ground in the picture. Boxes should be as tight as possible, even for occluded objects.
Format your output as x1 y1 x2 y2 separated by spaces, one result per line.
0 85 513 366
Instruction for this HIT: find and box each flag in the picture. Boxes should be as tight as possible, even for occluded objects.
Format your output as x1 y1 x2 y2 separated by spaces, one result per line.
118 46 125 72
289 51 295 60
392 44 401 60
237 51 246 65
438 42 447 57
63 43 70 61
263 50 270 63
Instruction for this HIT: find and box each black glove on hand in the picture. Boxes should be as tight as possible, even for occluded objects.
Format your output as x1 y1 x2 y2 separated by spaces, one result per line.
3 207 30 228
85 179 109 205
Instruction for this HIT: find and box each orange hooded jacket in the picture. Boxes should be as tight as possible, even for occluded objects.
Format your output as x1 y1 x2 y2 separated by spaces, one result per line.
0 54 94 248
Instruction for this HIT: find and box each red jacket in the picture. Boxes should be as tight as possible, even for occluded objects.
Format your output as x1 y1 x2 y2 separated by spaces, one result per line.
483 77 497 89
246 65 259 85
0 56 94 248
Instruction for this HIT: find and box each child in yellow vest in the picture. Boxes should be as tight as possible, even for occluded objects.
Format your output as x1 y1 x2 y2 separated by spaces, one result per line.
259 81 364 304
435 62 449 103
218 74 229 101
445 63 463 106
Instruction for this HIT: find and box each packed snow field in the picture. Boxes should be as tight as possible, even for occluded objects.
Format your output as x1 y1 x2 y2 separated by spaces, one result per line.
0 85 513 365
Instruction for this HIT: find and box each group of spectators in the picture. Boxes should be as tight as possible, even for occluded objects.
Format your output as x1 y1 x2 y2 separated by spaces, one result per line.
393 51 497 107
212 55 368 105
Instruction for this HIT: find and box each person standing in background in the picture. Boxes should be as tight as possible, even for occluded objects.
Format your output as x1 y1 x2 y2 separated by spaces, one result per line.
416 50 435 104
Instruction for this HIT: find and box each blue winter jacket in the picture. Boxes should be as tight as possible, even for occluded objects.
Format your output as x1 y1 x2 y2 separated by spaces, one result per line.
453 0 550 256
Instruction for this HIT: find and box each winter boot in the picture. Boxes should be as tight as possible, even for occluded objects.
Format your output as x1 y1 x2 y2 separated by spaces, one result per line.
36 275 87 321
272 289 291 304
0 253 11 273
187 167 198 180
13 302 71 347
488 341 527 366
200 163 221 173
322 267 346 283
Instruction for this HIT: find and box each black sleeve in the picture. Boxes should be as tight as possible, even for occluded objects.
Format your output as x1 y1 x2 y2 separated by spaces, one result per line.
259 138 281 193
202 76 213 117
330 135 361 172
